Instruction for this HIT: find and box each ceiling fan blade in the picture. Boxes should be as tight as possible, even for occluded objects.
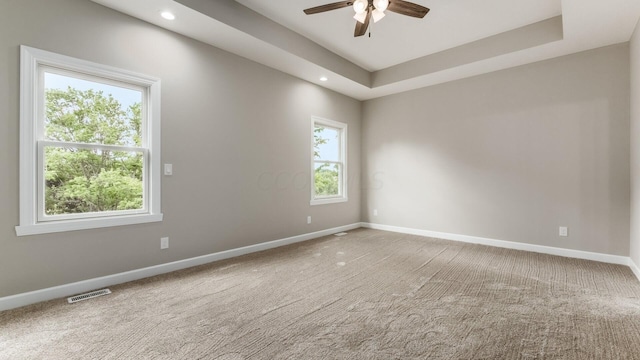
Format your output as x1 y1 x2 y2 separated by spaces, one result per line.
304 1 352 15
387 0 430 18
354 8 371 37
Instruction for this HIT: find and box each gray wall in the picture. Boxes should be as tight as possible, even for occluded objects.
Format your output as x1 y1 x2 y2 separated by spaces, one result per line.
0 0 361 297
631 20 640 267
362 44 630 256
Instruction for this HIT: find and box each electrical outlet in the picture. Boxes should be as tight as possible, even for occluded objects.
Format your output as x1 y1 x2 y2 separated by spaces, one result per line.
161 237 169 249
559 227 568 237
307 216 311 224
373 209 378 216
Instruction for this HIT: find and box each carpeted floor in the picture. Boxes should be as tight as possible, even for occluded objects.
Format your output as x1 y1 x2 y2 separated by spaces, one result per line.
2 228 640 359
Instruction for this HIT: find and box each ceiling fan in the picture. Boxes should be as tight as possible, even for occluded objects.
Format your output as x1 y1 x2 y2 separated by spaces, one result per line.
303 0 430 37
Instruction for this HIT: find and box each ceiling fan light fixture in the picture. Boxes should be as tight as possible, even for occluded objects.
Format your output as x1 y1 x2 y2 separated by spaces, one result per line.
353 11 367 24
352 0 367 14
373 0 389 12
371 8 386 23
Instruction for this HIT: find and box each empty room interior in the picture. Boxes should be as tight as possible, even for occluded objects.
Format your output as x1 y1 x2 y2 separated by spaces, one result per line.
3 0 640 358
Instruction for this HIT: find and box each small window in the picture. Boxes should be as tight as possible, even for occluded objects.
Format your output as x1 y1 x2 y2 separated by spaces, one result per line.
311 117 347 205
16 46 162 236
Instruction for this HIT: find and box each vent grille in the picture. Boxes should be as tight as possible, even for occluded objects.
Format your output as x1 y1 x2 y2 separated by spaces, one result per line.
334 232 348 237
67 289 111 304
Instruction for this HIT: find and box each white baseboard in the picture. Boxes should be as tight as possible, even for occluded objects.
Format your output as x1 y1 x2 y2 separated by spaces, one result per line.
0 223 361 312
4 222 638 312
628 258 640 281
362 222 631 266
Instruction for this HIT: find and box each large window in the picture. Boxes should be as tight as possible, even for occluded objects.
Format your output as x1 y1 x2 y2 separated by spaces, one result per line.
16 46 162 236
311 117 347 205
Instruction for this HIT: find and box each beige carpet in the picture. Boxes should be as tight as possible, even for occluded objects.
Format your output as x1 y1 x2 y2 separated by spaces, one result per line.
2 228 640 359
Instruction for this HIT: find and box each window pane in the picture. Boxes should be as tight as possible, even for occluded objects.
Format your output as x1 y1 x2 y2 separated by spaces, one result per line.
314 162 341 197
313 125 340 161
44 72 142 146
44 146 144 215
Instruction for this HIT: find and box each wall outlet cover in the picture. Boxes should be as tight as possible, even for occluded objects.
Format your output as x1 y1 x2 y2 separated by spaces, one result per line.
559 227 568 237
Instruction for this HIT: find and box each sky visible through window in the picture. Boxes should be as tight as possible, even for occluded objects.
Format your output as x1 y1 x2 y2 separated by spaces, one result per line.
316 126 339 161
44 72 142 111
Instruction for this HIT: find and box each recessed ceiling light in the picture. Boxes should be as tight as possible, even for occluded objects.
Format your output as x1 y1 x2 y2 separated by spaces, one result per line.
320 76 328 82
161 11 175 20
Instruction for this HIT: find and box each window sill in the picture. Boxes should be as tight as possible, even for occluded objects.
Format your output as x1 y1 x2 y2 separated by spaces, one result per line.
310 197 348 206
15 213 163 236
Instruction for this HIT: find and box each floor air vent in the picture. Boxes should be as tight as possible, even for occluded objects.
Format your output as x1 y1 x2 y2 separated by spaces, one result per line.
67 289 111 304
334 232 348 236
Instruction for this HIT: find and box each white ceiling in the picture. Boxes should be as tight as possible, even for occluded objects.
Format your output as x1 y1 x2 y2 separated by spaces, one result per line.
235 0 562 71
92 0 640 100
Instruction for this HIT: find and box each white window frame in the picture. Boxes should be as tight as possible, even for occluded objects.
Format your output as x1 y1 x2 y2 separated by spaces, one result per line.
15 46 162 236
310 116 348 205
